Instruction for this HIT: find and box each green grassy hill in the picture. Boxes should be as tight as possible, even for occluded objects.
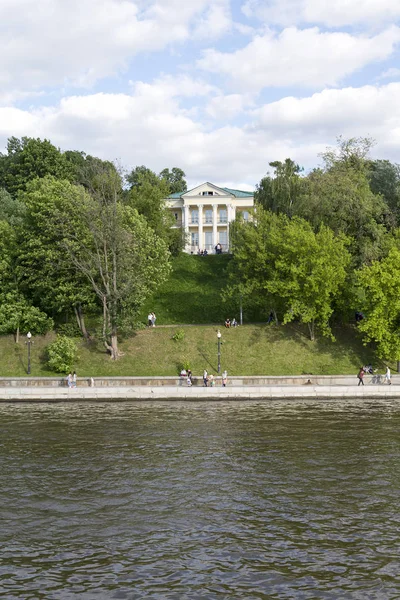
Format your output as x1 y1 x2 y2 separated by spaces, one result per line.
0 324 386 378
140 253 250 325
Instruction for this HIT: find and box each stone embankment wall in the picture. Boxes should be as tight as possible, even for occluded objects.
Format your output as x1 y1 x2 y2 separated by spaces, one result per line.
0 374 395 388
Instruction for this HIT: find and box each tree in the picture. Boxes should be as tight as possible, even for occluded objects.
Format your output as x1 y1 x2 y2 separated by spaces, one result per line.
159 167 187 194
0 220 53 340
0 137 75 197
255 158 305 217
126 165 160 189
357 245 400 367
0 188 25 226
17 177 97 339
228 209 350 340
56 166 171 359
127 171 185 255
368 159 400 225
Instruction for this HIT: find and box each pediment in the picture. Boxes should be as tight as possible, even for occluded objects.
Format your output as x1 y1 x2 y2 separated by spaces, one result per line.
182 182 234 198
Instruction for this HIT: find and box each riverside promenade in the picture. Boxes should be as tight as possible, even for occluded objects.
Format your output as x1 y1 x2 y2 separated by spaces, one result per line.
1 375 400 401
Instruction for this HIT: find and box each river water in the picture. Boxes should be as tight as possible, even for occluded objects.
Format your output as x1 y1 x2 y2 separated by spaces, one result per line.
0 400 399 599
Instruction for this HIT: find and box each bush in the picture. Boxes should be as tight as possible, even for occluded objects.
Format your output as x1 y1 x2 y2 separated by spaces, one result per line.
172 329 185 342
56 322 81 337
47 336 78 373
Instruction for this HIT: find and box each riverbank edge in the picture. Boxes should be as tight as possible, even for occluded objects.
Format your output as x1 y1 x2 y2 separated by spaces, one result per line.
1 384 400 402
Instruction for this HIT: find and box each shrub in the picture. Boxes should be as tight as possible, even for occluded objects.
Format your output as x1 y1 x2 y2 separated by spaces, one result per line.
172 329 185 342
47 336 78 373
56 322 81 337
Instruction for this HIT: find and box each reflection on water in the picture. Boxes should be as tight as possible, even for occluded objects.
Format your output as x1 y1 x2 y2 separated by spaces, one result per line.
1 399 400 599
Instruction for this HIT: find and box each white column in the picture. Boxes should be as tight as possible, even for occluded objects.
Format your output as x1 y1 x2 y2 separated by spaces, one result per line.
213 204 218 248
198 204 203 250
183 205 190 252
226 204 235 252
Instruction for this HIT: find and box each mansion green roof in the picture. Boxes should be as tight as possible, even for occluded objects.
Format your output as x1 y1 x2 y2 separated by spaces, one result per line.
167 185 254 199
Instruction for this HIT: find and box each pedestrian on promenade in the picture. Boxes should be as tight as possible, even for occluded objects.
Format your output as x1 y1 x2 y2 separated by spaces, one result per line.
151 312 156 327
203 369 208 387
72 371 77 388
385 366 392 385
222 370 228 387
357 367 365 386
66 372 73 388
147 312 152 327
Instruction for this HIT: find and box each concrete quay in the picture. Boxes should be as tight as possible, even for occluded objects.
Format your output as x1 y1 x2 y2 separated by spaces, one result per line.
1 381 400 402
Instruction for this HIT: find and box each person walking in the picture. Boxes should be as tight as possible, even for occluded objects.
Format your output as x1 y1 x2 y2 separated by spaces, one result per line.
72 371 77 388
151 312 156 327
357 367 365 386
203 369 208 387
66 372 73 388
222 370 228 387
147 312 153 327
385 366 392 385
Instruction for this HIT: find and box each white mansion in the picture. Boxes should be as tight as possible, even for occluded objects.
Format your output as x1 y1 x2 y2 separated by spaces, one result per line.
165 182 254 253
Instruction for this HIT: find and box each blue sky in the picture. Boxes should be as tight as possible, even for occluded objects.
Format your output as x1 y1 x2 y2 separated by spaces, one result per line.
1 0 400 189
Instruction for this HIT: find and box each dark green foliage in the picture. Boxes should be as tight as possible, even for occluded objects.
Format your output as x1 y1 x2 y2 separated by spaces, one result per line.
0 137 75 197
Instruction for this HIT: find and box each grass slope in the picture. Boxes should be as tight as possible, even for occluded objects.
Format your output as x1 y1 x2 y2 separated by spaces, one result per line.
140 253 234 325
0 324 387 378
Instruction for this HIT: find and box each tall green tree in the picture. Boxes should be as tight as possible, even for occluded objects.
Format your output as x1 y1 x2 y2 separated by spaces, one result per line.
127 170 185 255
0 137 75 197
357 244 400 367
229 209 350 340
159 167 187 194
0 220 53 340
52 166 171 359
368 159 400 225
18 176 97 338
255 158 305 216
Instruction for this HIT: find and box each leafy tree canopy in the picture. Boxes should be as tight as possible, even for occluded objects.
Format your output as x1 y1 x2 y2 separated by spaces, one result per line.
0 137 75 197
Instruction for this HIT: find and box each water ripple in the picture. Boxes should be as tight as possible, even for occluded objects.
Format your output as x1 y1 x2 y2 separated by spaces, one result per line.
1 400 400 599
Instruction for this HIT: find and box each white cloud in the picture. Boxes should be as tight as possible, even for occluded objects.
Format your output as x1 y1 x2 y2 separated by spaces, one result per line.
251 83 400 158
2 80 400 189
0 0 231 97
198 26 400 91
206 94 254 119
242 0 400 27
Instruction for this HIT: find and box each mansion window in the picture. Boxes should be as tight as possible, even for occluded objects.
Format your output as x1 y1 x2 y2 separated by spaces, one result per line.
219 231 227 247
191 232 199 247
191 209 199 224
205 209 213 223
219 209 227 223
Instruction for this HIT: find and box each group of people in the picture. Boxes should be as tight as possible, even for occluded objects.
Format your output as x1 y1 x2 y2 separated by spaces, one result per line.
357 365 391 386
147 312 157 327
224 318 238 328
66 371 77 388
203 369 228 387
197 249 209 256
179 368 228 386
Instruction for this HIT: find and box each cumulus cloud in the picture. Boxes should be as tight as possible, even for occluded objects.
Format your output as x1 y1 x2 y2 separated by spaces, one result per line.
242 0 400 27
251 82 400 160
0 0 231 97
198 26 400 91
2 79 400 188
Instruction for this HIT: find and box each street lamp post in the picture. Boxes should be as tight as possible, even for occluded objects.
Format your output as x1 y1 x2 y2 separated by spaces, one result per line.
217 329 222 373
26 332 32 375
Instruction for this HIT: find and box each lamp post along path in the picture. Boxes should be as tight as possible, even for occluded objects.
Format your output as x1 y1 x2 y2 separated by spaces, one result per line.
26 332 32 375
217 329 222 374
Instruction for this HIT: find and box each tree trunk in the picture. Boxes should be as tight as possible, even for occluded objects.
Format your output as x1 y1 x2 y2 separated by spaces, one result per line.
15 325 20 344
273 309 279 325
73 303 89 340
308 321 315 341
397 360 400 374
